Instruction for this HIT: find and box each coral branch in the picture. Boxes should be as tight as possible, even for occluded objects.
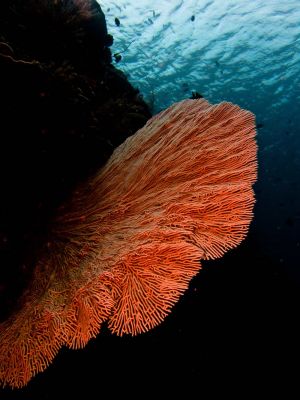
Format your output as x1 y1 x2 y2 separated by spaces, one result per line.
0 98 257 388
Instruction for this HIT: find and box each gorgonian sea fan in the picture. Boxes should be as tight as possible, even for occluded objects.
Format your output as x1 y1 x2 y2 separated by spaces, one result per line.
0 98 257 388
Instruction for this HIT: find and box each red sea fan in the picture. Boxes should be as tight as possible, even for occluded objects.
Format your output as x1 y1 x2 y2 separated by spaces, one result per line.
0 98 257 388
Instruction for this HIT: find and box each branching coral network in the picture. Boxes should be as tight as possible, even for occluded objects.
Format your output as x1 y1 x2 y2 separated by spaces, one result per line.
0 98 257 388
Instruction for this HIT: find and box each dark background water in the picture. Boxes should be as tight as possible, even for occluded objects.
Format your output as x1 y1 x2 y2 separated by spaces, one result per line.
1 0 300 397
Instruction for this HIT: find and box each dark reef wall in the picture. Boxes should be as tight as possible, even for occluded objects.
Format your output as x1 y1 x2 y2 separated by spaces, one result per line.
0 0 152 321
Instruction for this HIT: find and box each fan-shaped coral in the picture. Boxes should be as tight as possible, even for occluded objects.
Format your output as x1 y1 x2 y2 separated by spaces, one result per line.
0 98 257 388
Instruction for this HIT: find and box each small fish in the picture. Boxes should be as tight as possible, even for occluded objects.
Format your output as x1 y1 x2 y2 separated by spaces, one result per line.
113 53 122 63
190 91 203 99
191 15 195 21
115 17 120 27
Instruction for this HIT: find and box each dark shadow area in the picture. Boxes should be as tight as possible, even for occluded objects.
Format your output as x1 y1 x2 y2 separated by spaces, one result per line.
0 1 299 397
0 0 151 321
1 227 299 397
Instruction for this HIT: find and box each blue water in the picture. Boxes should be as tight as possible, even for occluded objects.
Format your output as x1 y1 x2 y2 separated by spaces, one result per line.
100 0 300 277
0 3 298 398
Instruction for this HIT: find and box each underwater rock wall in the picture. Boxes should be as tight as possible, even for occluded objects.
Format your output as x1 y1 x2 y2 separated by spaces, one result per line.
0 0 151 321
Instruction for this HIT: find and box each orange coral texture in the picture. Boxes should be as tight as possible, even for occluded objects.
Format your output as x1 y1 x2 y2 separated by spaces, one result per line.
0 99 257 388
